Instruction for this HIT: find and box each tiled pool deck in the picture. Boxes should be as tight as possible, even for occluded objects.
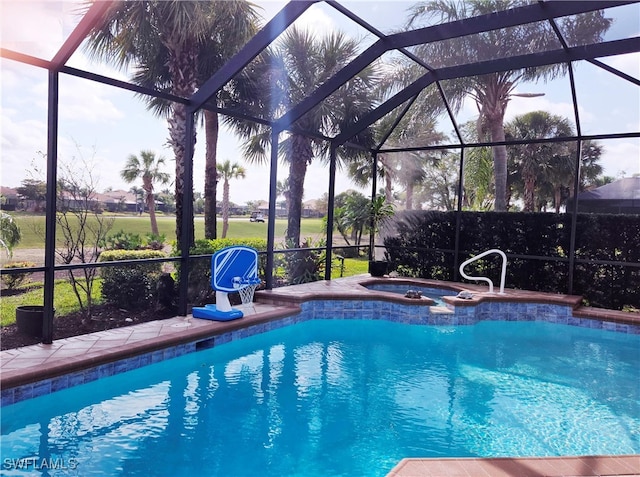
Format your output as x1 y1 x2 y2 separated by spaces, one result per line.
2 275 639 476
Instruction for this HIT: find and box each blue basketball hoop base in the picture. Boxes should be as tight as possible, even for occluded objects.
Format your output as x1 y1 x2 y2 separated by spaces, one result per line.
192 303 243 321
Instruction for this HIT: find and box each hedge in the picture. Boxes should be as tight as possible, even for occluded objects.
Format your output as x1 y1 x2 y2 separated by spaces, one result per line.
385 211 639 310
98 250 166 309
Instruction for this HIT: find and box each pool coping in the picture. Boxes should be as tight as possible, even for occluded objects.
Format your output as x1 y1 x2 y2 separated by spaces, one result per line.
0 303 300 390
388 455 640 476
255 276 640 326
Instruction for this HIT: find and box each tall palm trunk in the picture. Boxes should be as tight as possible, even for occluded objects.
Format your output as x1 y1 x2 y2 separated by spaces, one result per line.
286 134 312 247
554 187 563 213
385 173 393 203
489 122 508 212
222 178 230 238
480 76 510 212
204 110 219 239
165 38 198 251
406 184 414 210
143 177 159 236
523 166 537 212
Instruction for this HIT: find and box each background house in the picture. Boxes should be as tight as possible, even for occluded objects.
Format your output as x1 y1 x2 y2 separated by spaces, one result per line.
575 177 640 214
0 187 19 211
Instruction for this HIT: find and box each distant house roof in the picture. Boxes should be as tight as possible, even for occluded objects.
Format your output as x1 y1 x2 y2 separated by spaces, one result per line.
1 186 18 198
100 190 138 205
576 177 640 214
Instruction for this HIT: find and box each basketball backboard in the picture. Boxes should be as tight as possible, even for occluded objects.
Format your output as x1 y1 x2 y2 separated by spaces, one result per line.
211 245 259 292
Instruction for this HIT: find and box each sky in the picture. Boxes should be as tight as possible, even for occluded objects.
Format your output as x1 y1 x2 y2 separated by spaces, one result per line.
1 1 639 206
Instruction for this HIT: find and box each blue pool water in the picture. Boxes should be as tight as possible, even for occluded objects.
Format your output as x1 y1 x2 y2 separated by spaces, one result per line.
2 319 639 477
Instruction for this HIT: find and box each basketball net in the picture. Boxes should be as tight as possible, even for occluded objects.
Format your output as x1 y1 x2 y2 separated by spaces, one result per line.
238 283 258 305
232 276 260 313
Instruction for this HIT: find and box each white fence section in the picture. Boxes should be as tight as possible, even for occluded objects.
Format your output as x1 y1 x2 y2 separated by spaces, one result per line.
459 249 507 294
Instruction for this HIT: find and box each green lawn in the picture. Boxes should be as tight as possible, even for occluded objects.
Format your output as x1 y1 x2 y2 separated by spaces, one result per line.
1 279 102 326
0 257 369 326
8 213 325 248
1 213 368 326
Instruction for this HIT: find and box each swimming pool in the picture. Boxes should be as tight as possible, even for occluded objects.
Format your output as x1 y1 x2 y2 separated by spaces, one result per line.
2 318 638 477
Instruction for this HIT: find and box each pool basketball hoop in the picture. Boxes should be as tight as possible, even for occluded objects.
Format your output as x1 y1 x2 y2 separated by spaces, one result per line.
192 246 261 321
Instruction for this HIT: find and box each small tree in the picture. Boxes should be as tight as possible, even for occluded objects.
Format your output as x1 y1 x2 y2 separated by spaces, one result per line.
16 178 47 212
121 150 170 235
217 160 246 238
56 154 115 320
369 195 395 263
332 190 370 248
0 212 21 258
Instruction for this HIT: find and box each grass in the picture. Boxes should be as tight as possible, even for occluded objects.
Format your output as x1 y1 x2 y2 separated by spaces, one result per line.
334 256 370 277
7 213 326 248
2 212 366 326
0 257 368 326
1 279 102 326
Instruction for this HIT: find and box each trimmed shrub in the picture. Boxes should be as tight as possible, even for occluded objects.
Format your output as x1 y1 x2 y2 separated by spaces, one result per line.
99 250 165 309
385 211 640 310
103 230 144 250
1 261 36 290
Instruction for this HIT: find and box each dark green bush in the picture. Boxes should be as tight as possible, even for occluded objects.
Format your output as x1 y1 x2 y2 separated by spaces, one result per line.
103 230 166 251
285 238 326 285
1 261 36 290
385 211 640 310
100 267 155 310
99 250 165 309
103 230 144 250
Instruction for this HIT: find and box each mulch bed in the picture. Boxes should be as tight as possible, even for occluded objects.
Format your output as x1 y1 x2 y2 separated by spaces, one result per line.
1 303 177 351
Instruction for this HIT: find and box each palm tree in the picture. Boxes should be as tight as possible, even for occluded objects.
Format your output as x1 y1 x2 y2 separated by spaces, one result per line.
506 112 605 212
506 111 573 211
121 150 170 235
406 0 612 211
128 185 144 213
463 147 495 211
85 1 258 249
217 160 246 238
227 27 379 247
127 1 259 241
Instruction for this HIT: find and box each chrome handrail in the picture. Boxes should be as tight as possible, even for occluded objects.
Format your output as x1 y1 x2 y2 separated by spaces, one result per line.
459 249 507 294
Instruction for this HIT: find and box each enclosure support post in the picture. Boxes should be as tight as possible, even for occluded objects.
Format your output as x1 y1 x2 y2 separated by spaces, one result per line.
324 143 337 280
567 62 582 296
368 151 378 262
453 148 465 281
177 109 196 316
265 128 280 289
43 70 59 344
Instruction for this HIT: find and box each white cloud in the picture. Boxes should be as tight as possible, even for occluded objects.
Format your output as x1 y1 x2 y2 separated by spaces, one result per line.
1 109 47 186
599 139 640 177
23 74 125 124
602 52 640 78
0 1 80 60
295 5 338 37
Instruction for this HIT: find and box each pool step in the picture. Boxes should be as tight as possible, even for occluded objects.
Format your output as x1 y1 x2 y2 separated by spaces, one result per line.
430 306 454 314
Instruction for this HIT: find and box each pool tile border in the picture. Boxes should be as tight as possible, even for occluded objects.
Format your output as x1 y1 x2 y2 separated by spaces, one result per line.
2 276 639 407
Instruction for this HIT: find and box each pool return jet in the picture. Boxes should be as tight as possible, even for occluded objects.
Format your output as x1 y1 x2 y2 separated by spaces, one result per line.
192 246 261 321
